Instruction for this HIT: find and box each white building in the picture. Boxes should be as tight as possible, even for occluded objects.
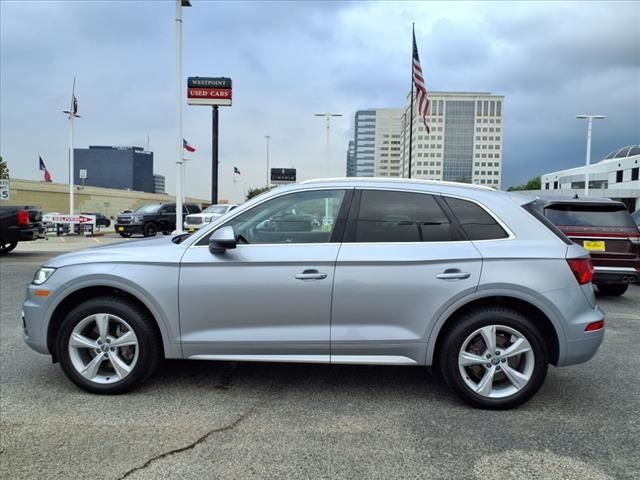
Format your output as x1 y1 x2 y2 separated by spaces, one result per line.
541 145 640 210
400 92 504 188
349 109 403 177
153 174 166 195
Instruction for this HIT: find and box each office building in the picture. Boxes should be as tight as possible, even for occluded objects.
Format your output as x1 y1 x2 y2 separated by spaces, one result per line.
350 109 403 177
346 141 356 176
153 174 166 194
74 146 154 193
400 92 504 188
541 145 640 210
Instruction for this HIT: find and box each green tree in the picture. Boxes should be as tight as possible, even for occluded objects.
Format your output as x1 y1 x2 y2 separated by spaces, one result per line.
0 156 9 180
507 176 541 191
246 186 272 200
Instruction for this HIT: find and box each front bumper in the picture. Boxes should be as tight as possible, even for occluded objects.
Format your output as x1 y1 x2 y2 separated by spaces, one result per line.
184 222 206 232
115 224 143 235
593 267 639 285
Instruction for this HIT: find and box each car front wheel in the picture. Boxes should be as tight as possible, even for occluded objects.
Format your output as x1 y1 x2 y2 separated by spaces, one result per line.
143 223 158 237
56 297 161 394
439 307 548 409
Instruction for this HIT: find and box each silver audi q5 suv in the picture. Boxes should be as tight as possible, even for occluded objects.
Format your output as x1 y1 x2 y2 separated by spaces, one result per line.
23 179 604 409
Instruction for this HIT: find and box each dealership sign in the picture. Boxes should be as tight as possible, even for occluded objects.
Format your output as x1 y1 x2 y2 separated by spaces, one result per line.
43 214 96 226
187 77 232 106
271 168 296 184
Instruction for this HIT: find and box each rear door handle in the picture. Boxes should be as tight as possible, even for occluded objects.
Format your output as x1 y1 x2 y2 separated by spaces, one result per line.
436 269 471 280
295 269 328 280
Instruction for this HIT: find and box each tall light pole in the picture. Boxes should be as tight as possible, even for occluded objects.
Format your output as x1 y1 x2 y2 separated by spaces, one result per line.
175 0 191 233
576 114 606 197
62 77 80 216
314 112 342 162
265 135 271 187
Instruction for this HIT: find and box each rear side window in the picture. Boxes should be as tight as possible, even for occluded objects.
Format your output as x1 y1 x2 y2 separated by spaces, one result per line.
444 197 508 240
351 190 456 242
544 204 636 228
522 201 572 245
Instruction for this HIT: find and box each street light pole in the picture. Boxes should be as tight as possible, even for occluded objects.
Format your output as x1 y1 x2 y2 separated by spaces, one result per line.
265 135 271 187
175 0 191 233
62 77 80 217
314 112 342 163
576 114 606 197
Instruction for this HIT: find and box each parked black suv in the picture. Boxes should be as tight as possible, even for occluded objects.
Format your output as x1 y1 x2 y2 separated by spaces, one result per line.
115 203 201 237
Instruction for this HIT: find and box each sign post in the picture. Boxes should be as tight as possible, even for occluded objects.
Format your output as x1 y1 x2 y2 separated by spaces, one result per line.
187 77 232 205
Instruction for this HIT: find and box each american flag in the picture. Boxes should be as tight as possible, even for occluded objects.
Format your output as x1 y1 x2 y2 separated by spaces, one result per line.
412 30 430 134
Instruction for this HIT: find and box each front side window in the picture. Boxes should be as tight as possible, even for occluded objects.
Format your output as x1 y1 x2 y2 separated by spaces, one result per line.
350 190 455 242
213 190 346 245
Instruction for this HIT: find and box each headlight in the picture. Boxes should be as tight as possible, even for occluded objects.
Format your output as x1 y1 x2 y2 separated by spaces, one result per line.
132 215 144 223
205 216 213 222
32 267 56 285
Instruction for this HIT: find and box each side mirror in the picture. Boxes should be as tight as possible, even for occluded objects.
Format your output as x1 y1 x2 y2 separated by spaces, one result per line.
209 226 237 254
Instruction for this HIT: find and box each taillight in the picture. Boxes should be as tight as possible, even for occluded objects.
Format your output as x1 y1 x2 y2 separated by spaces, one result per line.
567 258 594 285
17 210 29 225
585 320 604 331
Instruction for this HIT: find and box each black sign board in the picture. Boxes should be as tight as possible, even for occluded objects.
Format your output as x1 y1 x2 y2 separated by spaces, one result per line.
187 77 232 89
271 168 297 183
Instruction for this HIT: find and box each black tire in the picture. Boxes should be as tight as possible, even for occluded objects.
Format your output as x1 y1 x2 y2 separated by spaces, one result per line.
143 222 158 237
56 296 161 394
596 284 628 296
0 241 18 254
119 233 132 238
438 307 548 410
162 231 171 236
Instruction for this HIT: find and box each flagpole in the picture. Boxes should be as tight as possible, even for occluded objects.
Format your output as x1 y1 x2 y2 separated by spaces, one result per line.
408 23 415 180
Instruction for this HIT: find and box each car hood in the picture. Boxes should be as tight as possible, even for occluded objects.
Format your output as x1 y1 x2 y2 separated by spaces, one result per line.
45 236 185 268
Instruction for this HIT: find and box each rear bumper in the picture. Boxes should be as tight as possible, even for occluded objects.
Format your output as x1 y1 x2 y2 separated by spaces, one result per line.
593 267 639 285
3 225 46 243
114 224 143 235
556 306 605 367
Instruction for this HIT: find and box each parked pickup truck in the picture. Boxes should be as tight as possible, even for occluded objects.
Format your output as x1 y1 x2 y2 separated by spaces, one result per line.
0 205 46 254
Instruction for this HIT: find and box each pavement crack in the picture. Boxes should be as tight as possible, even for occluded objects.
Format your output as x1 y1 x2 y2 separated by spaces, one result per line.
117 403 257 480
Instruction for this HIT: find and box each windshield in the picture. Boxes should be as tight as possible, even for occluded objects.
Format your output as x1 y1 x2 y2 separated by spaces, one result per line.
203 205 229 214
544 204 636 228
134 204 162 214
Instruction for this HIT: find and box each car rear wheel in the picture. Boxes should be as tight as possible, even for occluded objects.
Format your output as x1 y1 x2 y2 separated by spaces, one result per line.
56 297 161 394
439 307 548 409
596 284 628 296
143 223 158 237
0 241 18 254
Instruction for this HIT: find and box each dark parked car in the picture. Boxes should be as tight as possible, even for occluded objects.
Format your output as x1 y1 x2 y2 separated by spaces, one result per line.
0 205 45 253
115 203 201 238
81 212 111 228
539 198 640 296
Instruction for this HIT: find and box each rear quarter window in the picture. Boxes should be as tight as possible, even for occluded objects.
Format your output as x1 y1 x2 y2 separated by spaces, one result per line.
444 197 508 240
522 201 572 245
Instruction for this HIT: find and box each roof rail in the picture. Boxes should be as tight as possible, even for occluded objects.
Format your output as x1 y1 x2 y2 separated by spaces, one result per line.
300 177 495 191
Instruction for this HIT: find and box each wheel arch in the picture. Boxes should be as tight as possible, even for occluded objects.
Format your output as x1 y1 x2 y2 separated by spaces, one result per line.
428 293 563 368
47 285 170 362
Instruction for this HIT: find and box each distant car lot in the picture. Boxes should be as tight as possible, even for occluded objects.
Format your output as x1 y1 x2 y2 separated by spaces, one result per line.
1 238 639 479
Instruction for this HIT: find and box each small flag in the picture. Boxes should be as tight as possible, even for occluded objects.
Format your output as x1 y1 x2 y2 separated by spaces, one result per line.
183 139 196 153
234 166 241 175
72 94 78 115
412 28 430 134
39 156 52 182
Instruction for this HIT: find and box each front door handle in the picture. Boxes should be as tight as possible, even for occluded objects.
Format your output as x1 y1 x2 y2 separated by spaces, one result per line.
436 269 471 280
295 269 328 280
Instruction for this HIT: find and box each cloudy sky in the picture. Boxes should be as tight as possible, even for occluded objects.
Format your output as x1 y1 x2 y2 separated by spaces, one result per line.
1 0 639 202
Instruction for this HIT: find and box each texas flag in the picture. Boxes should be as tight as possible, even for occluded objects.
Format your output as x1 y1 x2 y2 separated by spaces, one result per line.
183 139 196 153
39 156 52 182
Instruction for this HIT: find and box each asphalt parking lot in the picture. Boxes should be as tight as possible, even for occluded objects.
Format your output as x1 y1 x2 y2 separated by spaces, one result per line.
1 238 639 479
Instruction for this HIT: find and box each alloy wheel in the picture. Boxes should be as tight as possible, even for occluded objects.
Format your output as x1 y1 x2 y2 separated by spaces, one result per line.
68 313 139 384
458 324 535 399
